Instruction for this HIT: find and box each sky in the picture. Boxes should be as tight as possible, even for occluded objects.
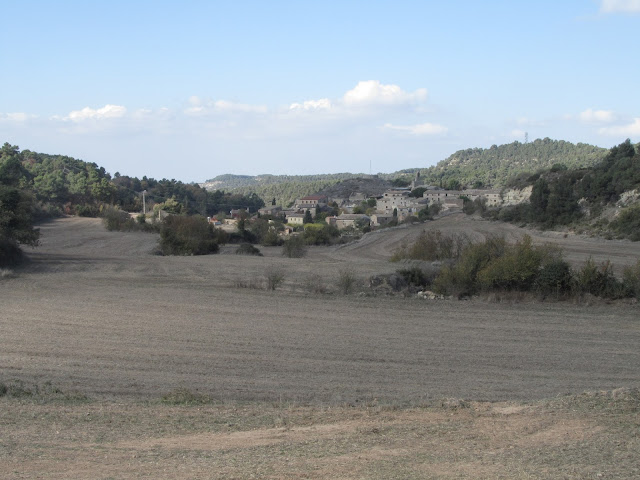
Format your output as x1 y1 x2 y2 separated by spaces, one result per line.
1 0 639 182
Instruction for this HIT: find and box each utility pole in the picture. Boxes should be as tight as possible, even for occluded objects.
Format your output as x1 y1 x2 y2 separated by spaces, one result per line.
142 190 147 215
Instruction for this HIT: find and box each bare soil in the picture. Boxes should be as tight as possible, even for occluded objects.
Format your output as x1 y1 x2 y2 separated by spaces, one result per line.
1 215 639 478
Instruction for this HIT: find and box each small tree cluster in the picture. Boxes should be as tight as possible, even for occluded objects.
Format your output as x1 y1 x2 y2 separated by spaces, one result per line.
159 215 220 255
391 230 470 262
428 234 640 300
282 235 306 258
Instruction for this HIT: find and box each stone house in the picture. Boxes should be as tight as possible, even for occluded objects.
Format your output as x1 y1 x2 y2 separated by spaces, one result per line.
370 213 395 227
334 214 370 230
285 212 306 225
258 206 282 216
295 195 328 209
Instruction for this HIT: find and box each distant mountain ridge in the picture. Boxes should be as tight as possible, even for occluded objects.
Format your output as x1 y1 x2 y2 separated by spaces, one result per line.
202 173 365 191
200 139 609 207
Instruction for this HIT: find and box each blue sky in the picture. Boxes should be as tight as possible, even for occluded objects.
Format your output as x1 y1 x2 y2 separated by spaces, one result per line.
1 0 639 182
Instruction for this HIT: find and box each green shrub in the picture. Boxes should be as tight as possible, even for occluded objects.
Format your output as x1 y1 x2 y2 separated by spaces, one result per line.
261 229 282 246
101 206 135 231
433 236 507 296
610 205 640 241
159 215 220 256
535 259 573 297
575 258 625 299
396 266 430 288
303 223 339 245
282 235 306 258
391 230 470 262
0 237 24 268
477 236 547 291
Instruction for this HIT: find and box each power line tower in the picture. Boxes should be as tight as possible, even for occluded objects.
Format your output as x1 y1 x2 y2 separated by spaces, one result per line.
525 132 529 144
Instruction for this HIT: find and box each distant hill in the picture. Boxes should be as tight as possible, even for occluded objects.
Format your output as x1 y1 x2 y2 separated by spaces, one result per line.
201 173 368 208
201 139 608 207
416 138 607 189
202 173 364 190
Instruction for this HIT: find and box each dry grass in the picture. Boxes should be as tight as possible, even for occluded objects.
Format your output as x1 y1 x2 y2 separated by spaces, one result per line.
1 388 638 479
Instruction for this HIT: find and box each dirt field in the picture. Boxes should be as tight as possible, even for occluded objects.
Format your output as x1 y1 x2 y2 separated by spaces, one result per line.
1 215 639 478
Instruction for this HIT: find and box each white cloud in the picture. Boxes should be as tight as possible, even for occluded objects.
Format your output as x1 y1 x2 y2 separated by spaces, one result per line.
383 122 448 136
598 118 640 136
289 98 332 111
0 112 38 122
515 117 545 127
579 108 615 123
185 99 267 116
65 104 127 122
600 0 640 13
344 80 427 107
511 129 526 138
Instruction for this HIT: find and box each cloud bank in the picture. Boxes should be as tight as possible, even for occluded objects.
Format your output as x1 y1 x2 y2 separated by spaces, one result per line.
600 0 640 13
598 118 640 136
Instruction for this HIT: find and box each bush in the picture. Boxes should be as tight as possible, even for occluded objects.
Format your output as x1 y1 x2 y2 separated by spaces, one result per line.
432 236 507 296
102 206 135 231
0 237 24 267
391 230 470 262
610 205 640 241
337 268 357 294
535 259 573 297
282 235 306 258
261 228 282 246
303 223 339 245
575 258 625 299
477 236 548 291
265 266 285 290
235 243 262 256
396 266 430 288
159 215 220 255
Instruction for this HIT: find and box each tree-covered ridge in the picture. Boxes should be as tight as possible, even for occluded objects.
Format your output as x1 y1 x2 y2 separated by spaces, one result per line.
233 179 343 209
419 138 607 189
13 146 264 219
488 140 640 238
203 172 365 189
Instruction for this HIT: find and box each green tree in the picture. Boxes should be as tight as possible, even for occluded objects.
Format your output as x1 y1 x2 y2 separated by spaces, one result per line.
529 177 550 222
303 209 313 224
0 143 40 266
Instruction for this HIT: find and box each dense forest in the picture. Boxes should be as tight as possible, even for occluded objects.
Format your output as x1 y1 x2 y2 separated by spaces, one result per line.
16 147 263 218
415 138 607 189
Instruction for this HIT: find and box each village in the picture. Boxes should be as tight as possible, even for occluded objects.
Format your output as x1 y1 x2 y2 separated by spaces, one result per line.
207 172 526 235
